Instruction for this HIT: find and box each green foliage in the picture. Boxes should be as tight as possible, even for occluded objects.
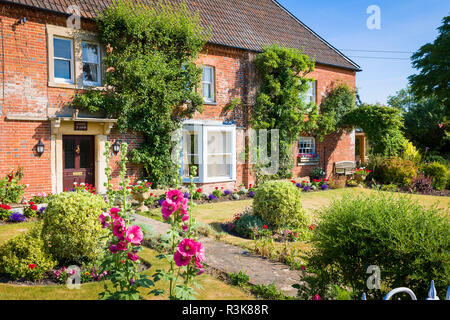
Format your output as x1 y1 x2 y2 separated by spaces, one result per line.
401 140 422 165
72 0 208 188
253 181 310 229
234 213 267 239
345 103 406 156
0 168 26 204
370 156 417 187
41 191 107 265
0 225 57 281
252 44 315 177
250 283 293 300
380 184 398 192
307 192 450 299
421 162 449 190
224 97 242 112
310 83 356 140
409 15 450 107
309 167 326 180
229 270 250 287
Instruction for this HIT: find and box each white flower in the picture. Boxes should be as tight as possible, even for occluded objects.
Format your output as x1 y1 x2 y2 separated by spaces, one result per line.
74 182 78 185
80 183 85 186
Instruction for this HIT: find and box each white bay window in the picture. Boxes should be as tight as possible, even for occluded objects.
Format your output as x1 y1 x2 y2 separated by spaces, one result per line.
181 122 236 182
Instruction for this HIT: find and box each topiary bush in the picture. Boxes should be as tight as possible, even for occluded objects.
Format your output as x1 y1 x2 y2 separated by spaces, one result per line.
0 225 57 281
41 191 107 265
421 162 449 190
307 192 449 299
253 181 310 229
234 213 267 239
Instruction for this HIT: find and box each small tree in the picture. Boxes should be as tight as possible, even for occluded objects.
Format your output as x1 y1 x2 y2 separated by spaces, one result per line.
72 0 209 187
252 44 315 178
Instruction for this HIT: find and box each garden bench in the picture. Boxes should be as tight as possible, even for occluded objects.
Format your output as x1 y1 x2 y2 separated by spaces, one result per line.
334 161 356 176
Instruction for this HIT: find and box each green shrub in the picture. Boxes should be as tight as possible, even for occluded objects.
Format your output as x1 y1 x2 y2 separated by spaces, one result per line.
42 191 107 264
422 162 449 190
0 225 57 281
0 168 26 204
373 157 417 187
229 270 250 287
401 140 422 165
234 213 267 239
380 184 398 192
253 181 310 229
307 192 449 299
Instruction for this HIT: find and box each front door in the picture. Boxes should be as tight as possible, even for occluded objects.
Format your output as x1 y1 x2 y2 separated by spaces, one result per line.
63 135 95 191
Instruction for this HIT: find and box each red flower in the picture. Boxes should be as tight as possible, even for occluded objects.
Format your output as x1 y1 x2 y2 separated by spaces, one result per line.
309 224 317 231
235 217 240 220
29 201 35 205
249 184 253 188
121 259 125 263
263 225 268 229
215 187 219 190
30 205 38 211
7 175 13 182
28 264 36 269
196 188 202 193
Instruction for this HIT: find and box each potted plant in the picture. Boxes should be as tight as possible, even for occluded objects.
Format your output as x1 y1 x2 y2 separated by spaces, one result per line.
353 168 371 183
128 180 152 211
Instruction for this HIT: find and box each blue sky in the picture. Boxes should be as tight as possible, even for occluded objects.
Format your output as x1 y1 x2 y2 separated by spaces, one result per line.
277 0 450 104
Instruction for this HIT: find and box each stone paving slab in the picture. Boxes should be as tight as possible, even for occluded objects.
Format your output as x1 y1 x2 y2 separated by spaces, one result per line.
133 214 302 297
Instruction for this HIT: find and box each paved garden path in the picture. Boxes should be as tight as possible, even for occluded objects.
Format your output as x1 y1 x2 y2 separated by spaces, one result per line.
133 214 304 297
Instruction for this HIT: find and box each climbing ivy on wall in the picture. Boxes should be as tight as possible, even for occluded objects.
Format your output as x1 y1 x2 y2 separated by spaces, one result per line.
72 0 209 187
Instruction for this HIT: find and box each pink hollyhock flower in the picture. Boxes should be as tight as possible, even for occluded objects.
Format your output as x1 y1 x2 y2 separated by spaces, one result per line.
195 241 205 262
161 199 178 221
99 212 111 228
117 241 127 251
182 214 189 222
179 198 189 216
126 225 143 245
182 224 189 232
109 244 118 254
174 250 191 267
301 265 306 271
313 294 321 300
110 207 121 219
195 260 204 275
167 189 184 204
127 252 140 262
112 218 126 238
178 239 197 257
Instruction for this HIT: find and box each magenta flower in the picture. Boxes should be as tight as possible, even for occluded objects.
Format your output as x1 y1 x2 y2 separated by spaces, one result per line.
174 250 190 267
117 240 128 251
127 252 140 262
167 189 184 204
112 218 126 238
178 239 197 257
182 224 189 232
301 265 306 271
126 225 144 245
179 198 189 216
195 241 205 262
182 214 189 222
195 260 204 275
99 212 111 228
109 244 118 254
161 199 178 221
313 294 321 300
109 207 121 219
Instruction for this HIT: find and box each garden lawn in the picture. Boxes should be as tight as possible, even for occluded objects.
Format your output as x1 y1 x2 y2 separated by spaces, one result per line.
0 222 253 300
139 188 449 257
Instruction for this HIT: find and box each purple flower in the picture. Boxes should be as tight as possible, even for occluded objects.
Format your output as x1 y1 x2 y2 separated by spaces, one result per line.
39 206 46 213
296 183 302 188
248 191 255 198
158 198 165 206
9 212 25 222
224 190 232 196
302 185 311 192
208 194 217 200
183 192 190 199
321 184 328 190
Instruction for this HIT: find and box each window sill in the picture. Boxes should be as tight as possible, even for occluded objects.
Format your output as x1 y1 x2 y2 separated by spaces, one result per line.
203 101 218 106
182 178 236 184
48 81 105 90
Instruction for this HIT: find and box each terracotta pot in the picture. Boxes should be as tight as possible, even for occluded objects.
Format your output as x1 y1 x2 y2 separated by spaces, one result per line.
335 177 347 189
132 190 151 212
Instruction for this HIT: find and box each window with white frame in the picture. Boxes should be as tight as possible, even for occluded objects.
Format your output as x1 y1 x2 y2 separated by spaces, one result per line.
53 37 74 83
202 66 215 103
301 80 317 105
181 123 235 182
299 137 315 155
82 42 101 86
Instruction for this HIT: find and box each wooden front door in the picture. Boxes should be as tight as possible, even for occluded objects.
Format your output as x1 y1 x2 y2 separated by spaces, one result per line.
63 135 95 191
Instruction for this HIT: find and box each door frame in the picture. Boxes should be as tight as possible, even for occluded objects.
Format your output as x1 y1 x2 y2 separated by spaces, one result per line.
62 135 95 191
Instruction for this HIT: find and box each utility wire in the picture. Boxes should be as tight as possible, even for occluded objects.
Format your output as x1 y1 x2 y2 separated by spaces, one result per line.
339 49 414 54
347 55 411 60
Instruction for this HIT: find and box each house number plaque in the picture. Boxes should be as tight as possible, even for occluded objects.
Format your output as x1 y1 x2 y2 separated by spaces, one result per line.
73 172 83 176
74 122 88 131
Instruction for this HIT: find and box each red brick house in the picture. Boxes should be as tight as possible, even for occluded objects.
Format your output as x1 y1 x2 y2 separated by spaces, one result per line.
0 0 361 197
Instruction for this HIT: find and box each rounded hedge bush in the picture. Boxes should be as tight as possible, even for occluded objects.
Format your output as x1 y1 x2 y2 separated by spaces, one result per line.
0 225 57 281
42 191 107 264
376 157 417 187
253 181 310 229
308 192 450 299
422 162 448 190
